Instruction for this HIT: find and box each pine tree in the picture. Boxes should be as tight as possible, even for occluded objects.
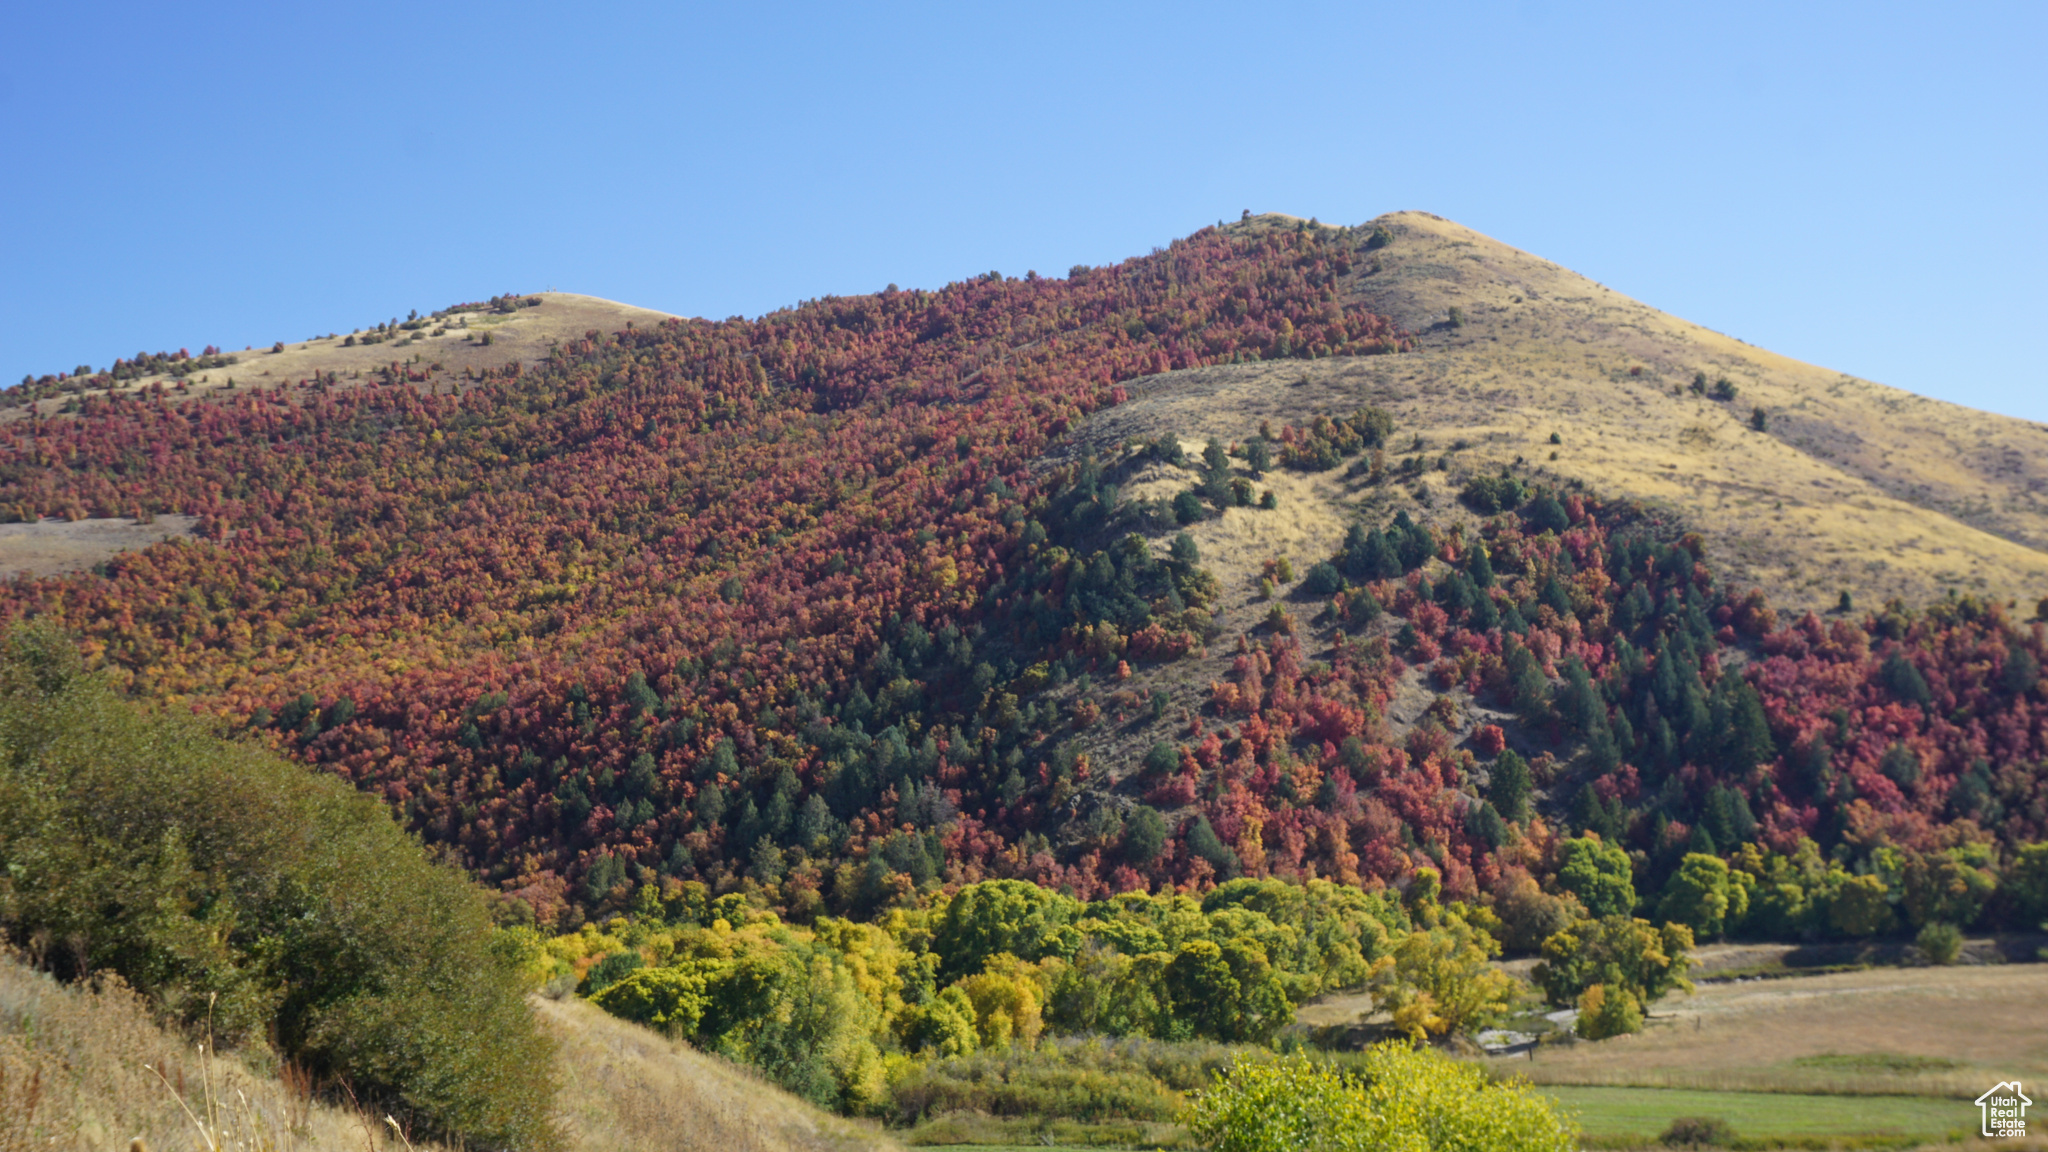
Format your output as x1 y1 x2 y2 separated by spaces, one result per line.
1490 749 1532 821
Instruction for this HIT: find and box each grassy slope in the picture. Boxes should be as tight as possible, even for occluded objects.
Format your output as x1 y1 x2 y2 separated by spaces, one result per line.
533 993 901 1152
0 952 427 1151
4 291 680 423
1061 212 2048 617
0 514 200 579
0 951 902 1152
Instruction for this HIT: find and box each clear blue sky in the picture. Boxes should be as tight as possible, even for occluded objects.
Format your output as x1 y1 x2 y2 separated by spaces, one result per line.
4 2 2042 420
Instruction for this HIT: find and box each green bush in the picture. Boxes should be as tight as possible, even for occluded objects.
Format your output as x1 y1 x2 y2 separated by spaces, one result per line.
1575 982 1644 1039
1915 921 1963 965
0 626 558 1150
886 1038 1195 1124
1183 1047 1574 1152
1660 1115 1737 1147
1301 561 1344 597
581 948 646 993
1459 474 1527 515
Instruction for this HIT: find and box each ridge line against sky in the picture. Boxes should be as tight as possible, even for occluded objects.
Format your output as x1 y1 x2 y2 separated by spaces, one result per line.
1 1 2041 422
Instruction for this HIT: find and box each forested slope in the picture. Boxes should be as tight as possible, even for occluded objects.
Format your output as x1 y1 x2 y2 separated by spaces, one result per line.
1 218 2043 951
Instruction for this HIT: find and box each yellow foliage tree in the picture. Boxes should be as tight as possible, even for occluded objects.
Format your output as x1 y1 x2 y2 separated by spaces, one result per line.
1367 916 1517 1041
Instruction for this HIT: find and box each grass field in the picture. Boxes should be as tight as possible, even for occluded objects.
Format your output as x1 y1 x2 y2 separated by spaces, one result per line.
1545 1085 1971 1146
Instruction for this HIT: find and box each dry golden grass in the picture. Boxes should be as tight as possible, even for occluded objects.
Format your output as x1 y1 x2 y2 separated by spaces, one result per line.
1073 211 2048 615
533 993 900 1152
0 515 200 580
8 292 678 422
0 954 433 1152
1509 963 2048 1099
0 952 906 1152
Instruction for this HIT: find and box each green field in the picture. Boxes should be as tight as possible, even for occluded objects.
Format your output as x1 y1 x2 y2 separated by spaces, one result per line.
1545 1086 1973 1145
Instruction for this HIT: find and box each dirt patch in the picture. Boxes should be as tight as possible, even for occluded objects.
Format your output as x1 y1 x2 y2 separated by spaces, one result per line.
0 515 199 579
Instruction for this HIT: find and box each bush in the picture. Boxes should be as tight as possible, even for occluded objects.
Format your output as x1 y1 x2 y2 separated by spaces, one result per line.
1183 1047 1575 1152
1173 490 1206 525
0 626 558 1150
1301 561 1344 597
1916 920 1963 965
1460 474 1526 515
1521 494 1570 534
1124 805 1168 864
1575 982 1643 1039
581 949 646 993
1661 1116 1737 1147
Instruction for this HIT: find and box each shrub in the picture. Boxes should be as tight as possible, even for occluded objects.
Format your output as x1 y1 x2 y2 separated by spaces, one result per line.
1301 562 1343 597
581 949 646 993
1141 741 1181 776
0 626 558 1150
1183 1047 1575 1152
1124 805 1168 864
1173 490 1206 525
1575 982 1644 1039
1660 1116 1737 1147
1916 920 1963 965
1460 473 1526 515
1521 494 1570 534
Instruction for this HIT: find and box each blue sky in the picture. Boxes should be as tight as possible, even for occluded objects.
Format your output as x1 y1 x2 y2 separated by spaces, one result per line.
3 2 2042 420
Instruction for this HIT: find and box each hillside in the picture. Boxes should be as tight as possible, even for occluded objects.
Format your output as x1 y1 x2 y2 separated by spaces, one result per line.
0 947 899 1152
537 993 900 1152
5 291 679 421
1066 212 2048 616
0 215 2042 938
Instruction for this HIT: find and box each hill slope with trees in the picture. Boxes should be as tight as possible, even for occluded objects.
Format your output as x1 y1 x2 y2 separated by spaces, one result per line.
0 216 2042 958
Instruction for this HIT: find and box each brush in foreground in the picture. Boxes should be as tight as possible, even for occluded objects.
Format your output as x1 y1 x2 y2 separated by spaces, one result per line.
1183 1045 1574 1152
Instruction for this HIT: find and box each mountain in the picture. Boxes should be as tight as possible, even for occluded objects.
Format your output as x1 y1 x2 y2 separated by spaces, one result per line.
1080 212 2048 616
0 215 2042 932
